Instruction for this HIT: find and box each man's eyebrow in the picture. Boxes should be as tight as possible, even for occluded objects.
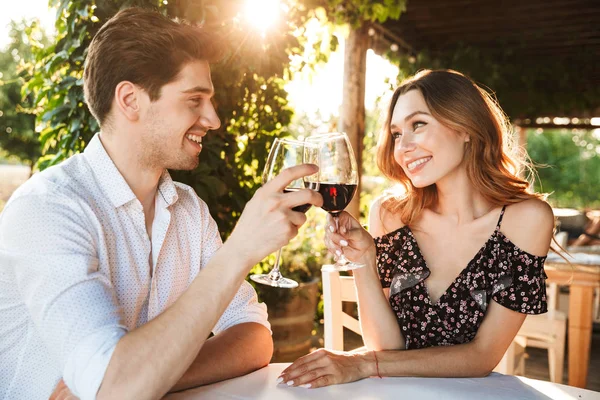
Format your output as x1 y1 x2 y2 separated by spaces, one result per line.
390 111 431 130
182 86 214 96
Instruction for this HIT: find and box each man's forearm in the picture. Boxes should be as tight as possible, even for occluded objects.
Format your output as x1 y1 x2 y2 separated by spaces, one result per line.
97 242 252 400
170 322 273 392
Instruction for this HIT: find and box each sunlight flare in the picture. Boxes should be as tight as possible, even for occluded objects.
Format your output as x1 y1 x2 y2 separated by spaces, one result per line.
243 0 280 33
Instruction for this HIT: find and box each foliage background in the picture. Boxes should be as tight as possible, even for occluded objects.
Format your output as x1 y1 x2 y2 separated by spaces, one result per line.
0 20 49 166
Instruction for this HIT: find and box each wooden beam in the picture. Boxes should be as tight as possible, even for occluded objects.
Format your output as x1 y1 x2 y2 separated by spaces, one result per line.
513 123 600 130
340 24 369 220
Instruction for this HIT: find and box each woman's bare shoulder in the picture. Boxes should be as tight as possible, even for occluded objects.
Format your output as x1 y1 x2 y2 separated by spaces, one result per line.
501 198 555 256
369 195 405 238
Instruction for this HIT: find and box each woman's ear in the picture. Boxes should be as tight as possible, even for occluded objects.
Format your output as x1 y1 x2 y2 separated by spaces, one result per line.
114 81 141 122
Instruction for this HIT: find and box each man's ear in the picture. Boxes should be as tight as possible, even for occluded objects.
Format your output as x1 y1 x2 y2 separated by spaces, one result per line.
114 81 142 122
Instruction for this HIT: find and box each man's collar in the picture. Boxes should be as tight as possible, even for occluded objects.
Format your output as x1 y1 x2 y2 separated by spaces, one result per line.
84 133 178 208
157 169 178 208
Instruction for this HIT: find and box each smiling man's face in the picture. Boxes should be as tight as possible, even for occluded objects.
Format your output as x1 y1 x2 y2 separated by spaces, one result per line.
139 59 221 171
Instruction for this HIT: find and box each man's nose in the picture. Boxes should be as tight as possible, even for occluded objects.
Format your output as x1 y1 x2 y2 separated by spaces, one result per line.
199 103 221 131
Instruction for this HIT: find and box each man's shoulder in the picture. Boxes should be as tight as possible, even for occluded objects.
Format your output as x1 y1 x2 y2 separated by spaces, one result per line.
171 180 212 216
5 154 91 210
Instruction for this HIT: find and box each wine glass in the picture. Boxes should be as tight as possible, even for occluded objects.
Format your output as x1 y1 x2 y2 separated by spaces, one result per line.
306 132 363 271
250 138 320 288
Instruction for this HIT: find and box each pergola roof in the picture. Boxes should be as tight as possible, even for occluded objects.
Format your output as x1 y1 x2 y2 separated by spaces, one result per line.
371 0 600 122
380 0 599 59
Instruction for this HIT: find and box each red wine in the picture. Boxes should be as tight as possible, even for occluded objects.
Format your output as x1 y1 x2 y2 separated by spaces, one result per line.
318 183 357 216
284 188 312 213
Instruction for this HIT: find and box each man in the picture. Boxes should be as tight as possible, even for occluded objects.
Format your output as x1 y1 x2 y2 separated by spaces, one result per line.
0 8 322 399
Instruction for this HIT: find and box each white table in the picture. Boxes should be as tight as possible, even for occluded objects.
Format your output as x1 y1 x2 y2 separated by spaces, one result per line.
165 363 600 400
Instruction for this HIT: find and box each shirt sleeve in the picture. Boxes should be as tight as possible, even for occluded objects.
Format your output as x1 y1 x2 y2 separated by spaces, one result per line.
491 249 548 315
197 205 271 334
0 193 128 399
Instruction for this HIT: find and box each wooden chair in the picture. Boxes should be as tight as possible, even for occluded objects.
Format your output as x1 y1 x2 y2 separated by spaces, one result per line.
322 266 362 350
495 283 567 383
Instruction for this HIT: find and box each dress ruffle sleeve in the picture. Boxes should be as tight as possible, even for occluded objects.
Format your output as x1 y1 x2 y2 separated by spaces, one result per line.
374 228 430 295
491 240 548 315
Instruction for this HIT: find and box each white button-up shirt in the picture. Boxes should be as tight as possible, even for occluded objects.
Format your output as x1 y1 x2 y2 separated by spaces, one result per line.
0 134 270 400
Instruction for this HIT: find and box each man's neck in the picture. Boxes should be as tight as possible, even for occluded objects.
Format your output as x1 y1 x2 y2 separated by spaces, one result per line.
98 131 161 210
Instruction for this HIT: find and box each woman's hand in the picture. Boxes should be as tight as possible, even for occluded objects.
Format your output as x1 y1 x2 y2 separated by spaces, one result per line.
277 348 375 389
326 212 376 266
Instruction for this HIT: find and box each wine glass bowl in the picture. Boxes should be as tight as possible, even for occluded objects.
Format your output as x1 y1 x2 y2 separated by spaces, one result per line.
306 132 364 271
250 138 320 288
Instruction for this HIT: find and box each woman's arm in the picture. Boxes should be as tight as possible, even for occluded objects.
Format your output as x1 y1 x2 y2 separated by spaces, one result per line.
323 198 405 350
279 295 526 388
353 198 405 350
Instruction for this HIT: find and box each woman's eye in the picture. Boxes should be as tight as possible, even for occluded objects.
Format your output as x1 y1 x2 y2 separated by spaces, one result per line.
392 132 402 140
412 121 426 130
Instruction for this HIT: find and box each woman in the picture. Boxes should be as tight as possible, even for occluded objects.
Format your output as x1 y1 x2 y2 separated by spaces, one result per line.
279 70 554 388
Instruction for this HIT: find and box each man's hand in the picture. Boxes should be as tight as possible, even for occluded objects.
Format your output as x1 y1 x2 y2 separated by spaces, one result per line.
227 164 323 266
49 379 79 400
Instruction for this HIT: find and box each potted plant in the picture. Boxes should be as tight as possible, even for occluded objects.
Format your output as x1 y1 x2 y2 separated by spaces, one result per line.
249 209 332 362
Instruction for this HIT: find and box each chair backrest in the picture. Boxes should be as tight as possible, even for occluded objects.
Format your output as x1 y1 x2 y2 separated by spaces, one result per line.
321 266 361 350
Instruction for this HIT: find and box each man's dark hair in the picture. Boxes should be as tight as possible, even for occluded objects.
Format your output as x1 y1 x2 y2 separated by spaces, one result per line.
83 7 221 125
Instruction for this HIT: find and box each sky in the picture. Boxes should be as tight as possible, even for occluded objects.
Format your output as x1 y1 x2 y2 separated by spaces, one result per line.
0 0 398 118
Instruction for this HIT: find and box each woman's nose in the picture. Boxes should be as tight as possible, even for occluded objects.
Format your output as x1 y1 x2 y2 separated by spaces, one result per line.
396 130 417 152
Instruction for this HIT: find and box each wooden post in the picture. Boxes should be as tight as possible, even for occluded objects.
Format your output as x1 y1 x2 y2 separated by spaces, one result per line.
340 23 369 220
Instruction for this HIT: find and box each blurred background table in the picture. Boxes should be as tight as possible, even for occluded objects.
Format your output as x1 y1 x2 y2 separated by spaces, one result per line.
545 252 600 388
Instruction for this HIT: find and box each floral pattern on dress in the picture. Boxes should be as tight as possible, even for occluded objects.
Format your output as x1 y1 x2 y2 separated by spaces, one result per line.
374 206 548 350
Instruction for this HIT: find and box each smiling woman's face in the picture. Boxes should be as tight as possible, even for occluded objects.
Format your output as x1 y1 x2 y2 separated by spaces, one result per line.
390 89 470 188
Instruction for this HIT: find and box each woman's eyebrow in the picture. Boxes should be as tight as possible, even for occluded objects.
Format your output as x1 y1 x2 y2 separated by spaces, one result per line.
403 110 430 122
390 111 431 130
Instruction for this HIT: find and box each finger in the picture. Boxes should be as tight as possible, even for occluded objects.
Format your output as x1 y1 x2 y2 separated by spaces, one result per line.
264 164 319 192
307 374 336 389
326 231 349 248
324 236 341 256
288 366 331 387
281 188 323 210
281 354 330 383
280 348 328 376
285 209 307 228
326 211 355 227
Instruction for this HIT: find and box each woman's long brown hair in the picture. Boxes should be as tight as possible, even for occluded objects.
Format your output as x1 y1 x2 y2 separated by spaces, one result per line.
377 69 545 226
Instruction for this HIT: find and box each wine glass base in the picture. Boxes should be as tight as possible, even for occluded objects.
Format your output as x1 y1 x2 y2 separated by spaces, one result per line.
322 262 365 272
250 274 299 288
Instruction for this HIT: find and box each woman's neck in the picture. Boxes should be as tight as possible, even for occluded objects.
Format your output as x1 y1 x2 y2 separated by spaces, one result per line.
432 168 494 225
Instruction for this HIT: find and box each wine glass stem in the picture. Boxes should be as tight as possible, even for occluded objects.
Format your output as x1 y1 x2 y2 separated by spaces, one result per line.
334 216 349 264
267 248 284 282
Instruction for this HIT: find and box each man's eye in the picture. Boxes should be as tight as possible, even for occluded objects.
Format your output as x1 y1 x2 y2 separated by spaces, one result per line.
189 98 202 105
